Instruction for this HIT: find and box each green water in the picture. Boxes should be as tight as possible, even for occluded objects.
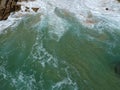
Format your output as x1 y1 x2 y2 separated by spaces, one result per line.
0 11 120 90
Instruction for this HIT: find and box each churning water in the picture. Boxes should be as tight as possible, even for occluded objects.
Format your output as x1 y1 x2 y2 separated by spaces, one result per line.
0 0 120 90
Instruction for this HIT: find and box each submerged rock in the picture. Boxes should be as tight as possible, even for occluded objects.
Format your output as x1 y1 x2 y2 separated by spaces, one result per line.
32 7 39 12
114 63 120 75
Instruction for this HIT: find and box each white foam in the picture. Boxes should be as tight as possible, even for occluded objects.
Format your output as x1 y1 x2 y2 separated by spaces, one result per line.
0 0 120 32
0 0 44 32
52 77 78 90
46 0 120 29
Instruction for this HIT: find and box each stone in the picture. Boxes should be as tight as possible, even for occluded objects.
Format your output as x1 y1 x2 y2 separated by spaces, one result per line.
114 63 120 75
0 0 29 20
118 0 120 2
25 7 30 12
0 0 37 20
32 7 39 12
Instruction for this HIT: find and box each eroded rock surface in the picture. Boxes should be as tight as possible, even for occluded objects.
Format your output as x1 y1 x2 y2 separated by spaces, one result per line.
0 0 37 20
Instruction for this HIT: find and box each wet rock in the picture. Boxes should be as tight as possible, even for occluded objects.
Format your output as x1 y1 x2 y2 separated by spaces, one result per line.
32 7 39 12
0 0 23 20
117 0 120 2
0 0 37 20
105 8 109 10
114 63 120 75
0 0 36 20
25 6 30 12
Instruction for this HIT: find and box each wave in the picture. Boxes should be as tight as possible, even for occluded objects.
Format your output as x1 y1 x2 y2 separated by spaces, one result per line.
0 0 120 32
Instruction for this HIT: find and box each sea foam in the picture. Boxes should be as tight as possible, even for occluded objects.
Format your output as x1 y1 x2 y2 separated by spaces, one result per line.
0 0 120 32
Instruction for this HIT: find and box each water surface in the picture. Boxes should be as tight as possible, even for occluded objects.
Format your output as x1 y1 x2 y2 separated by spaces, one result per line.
0 8 120 90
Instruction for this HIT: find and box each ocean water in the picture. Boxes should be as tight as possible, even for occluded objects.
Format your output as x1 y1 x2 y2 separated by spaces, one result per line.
0 0 120 90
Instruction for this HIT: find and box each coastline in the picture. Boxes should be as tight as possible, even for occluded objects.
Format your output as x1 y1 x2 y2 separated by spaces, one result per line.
0 0 120 90
0 0 120 32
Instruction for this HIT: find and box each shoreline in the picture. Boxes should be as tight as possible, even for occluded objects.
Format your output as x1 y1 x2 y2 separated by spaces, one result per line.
0 0 120 32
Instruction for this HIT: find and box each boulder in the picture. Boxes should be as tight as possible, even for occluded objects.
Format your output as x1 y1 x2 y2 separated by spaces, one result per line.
32 7 39 12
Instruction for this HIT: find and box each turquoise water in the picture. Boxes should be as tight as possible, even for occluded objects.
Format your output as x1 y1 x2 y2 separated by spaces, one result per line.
0 8 120 90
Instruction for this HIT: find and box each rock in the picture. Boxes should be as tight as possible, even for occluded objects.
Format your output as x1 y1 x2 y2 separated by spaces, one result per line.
32 7 39 12
117 0 120 2
0 0 37 20
105 8 109 10
25 6 30 12
114 63 120 75
0 0 23 20
0 0 32 20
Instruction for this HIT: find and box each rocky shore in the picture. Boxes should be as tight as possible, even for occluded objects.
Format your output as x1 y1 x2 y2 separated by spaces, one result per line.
0 0 38 20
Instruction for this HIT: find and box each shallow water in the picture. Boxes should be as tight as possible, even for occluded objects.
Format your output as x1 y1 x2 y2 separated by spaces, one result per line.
0 2 120 90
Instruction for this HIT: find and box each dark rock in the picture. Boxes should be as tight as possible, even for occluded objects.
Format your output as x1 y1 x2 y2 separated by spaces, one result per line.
32 7 39 12
105 8 109 10
0 0 22 20
0 0 37 20
114 63 120 75
25 6 30 12
0 0 31 20
117 0 120 2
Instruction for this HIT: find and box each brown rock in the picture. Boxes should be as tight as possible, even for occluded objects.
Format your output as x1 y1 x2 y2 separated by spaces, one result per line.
0 0 37 20
26 6 29 11
32 7 39 12
0 0 28 20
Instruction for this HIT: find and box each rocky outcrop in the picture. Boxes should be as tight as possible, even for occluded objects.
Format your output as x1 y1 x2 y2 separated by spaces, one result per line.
0 0 39 20
0 0 23 20
0 0 37 20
